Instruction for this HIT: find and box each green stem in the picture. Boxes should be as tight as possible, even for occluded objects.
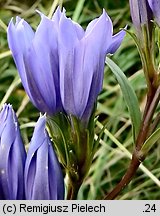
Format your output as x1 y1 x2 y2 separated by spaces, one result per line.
104 85 160 200
66 176 82 200
71 184 81 200
67 181 73 200
104 153 140 200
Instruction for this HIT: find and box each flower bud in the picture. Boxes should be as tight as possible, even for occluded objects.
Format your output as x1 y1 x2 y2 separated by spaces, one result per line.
25 115 64 200
148 0 160 26
0 104 26 199
7 9 62 115
129 0 153 36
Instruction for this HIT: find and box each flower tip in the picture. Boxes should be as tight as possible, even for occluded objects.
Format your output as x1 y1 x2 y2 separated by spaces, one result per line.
8 16 22 29
100 8 106 18
35 9 46 19
14 17 25 29
54 5 65 14
55 5 61 13
99 8 111 24
123 25 128 30
2 103 12 111
39 112 47 120
36 114 47 130
16 16 22 24
102 8 106 14
119 25 128 34
9 17 14 24
7 17 15 31
52 6 64 21
60 10 66 19
62 7 66 14
107 27 126 54
36 10 50 25
35 9 42 16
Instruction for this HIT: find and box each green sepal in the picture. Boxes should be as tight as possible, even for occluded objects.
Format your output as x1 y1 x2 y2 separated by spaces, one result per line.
46 112 70 167
46 104 96 185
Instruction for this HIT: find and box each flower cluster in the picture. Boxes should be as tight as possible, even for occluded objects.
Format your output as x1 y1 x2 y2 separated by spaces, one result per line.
0 104 64 200
7 7 125 199
7 7 125 124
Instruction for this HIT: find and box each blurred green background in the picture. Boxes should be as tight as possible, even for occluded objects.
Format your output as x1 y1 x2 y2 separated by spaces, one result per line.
0 0 160 200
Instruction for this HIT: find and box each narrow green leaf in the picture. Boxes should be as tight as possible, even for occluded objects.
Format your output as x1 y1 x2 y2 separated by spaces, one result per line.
105 57 141 142
141 127 160 156
72 0 85 22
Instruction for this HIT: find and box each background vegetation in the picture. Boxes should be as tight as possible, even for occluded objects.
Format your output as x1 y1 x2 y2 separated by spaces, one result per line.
0 0 160 199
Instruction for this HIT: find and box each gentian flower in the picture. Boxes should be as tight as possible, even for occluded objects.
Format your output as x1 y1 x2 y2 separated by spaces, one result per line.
24 115 64 200
129 0 156 86
7 8 125 197
7 9 62 115
7 7 125 123
148 0 160 26
129 0 153 36
0 104 26 200
58 9 125 123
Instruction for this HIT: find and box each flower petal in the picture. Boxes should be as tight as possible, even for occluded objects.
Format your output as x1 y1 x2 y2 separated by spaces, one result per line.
7 13 61 115
25 115 64 200
7 17 34 56
52 6 63 24
59 12 80 49
58 12 80 115
0 104 26 200
107 28 126 54
7 18 35 102
24 14 60 114
72 10 113 119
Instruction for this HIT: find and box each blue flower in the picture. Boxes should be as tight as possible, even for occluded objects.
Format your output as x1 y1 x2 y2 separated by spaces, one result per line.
7 7 125 123
0 104 26 199
129 0 152 35
24 115 64 200
58 9 125 122
7 9 62 115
